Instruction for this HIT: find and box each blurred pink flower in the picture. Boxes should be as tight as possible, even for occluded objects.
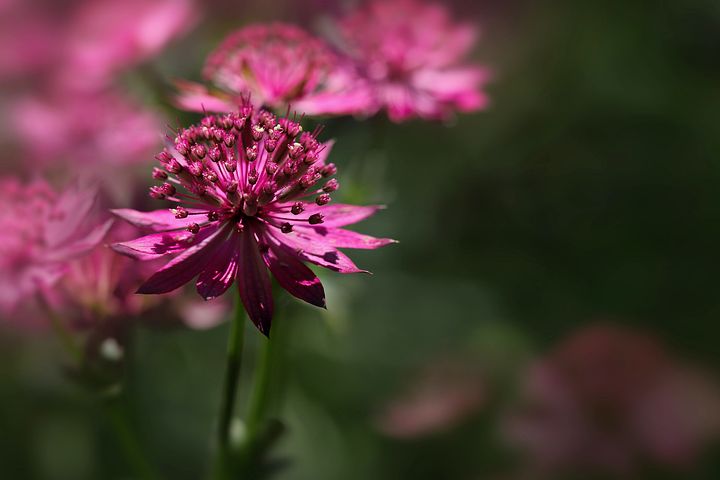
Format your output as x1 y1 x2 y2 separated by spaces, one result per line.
44 223 164 328
0 178 112 316
0 4 59 81
376 359 486 438
111 105 395 335
503 324 720 477
12 88 162 171
60 0 197 91
175 23 374 117
336 0 491 122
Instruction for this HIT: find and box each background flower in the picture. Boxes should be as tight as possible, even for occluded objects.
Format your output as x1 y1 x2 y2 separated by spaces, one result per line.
176 23 374 117
335 0 491 121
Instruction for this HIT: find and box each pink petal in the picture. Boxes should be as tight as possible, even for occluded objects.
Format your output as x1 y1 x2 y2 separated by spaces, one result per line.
297 226 397 250
43 219 114 262
281 203 384 228
267 229 366 274
237 230 274 335
111 208 204 231
111 225 218 260
137 226 229 295
173 80 237 113
196 233 241 300
262 239 325 308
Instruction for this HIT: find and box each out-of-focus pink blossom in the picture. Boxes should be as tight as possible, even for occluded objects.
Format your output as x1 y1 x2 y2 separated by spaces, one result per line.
503 324 720 477
111 105 395 335
59 0 197 91
12 89 162 171
376 359 486 438
0 178 112 316
336 0 491 122
0 6 58 81
175 23 374 117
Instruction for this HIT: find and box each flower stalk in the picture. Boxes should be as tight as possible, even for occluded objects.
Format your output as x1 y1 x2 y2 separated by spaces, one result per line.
216 295 247 477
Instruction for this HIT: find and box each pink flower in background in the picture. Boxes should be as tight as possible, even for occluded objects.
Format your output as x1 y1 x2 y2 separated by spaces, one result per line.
45 224 164 328
112 105 395 334
176 23 373 117
503 324 720 477
60 0 197 91
376 359 486 438
12 88 162 171
336 0 491 122
0 178 112 315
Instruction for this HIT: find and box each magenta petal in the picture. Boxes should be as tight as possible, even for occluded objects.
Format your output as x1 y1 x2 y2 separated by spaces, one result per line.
237 231 274 336
111 208 203 231
196 234 241 300
285 203 384 227
136 226 228 294
262 239 325 308
173 80 236 113
111 225 218 260
298 226 396 250
268 229 366 274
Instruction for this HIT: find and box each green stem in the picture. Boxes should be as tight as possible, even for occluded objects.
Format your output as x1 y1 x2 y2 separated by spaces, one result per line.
215 297 247 477
105 400 161 480
244 332 274 444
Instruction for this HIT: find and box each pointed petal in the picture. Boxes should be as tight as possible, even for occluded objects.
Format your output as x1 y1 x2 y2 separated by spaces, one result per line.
237 230 274 336
111 208 204 231
262 238 325 308
196 233 241 300
136 226 228 294
297 226 397 250
279 203 385 227
173 80 237 113
111 225 218 260
267 229 366 274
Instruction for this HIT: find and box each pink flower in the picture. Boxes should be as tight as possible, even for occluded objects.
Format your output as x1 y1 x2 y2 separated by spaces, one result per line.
12 88 162 171
376 359 486 438
503 324 720 477
175 23 374 117
44 223 164 327
0 178 112 315
111 105 395 334
60 0 197 91
336 0 491 122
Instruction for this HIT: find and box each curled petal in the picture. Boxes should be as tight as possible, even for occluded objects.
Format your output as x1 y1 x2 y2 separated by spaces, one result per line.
262 237 325 308
237 230 274 335
137 226 229 295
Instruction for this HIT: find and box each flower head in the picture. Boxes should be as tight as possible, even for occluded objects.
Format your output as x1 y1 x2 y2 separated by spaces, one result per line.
176 23 373 117
0 178 112 315
112 105 394 335
337 0 491 122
